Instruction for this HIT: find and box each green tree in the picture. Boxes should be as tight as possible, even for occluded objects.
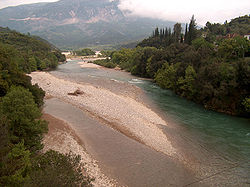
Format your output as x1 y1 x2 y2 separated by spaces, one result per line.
155 62 178 89
130 47 157 77
28 57 37 72
0 142 31 186
218 37 250 59
184 24 188 43
28 150 93 187
185 15 198 44
242 97 250 113
177 65 197 98
111 48 134 70
0 86 47 151
39 60 47 70
173 23 182 43
154 27 159 37
47 53 58 69
73 48 95 56
146 49 166 78
0 27 63 73
191 38 215 58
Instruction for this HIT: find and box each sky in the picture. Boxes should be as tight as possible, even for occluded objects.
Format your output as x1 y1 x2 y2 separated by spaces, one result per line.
0 0 58 9
0 0 249 25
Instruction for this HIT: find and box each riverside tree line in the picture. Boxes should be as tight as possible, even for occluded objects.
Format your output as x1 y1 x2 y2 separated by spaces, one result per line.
94 15 250 116
0 27 93 186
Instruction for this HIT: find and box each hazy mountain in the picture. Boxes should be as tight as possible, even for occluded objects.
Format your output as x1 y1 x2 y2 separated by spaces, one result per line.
0 0 175 49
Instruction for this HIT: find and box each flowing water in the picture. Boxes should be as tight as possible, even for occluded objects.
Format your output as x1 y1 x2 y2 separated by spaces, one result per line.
46 60 250 186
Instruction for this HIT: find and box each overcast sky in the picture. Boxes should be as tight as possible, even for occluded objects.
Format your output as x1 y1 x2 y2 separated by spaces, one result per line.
0 0 58 9
0 0 249 25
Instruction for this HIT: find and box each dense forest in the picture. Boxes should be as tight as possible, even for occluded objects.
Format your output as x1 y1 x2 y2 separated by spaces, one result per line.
0 28 92 186
0 27 66 73
95 15 250 116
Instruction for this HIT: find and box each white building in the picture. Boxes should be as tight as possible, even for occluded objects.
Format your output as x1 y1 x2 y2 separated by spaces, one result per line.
62 51 71 56
244 34 250 40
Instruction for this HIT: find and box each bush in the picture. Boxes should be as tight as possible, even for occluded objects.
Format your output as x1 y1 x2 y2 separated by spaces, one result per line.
93 59 116 68
0 86 47 151
73 48 95 56
28 150 94 187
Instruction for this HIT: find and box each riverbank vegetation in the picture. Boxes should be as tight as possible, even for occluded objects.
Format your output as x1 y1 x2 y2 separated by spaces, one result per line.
92 58 117 68
98 15 250 117
73 48 96 56
0 27 93 186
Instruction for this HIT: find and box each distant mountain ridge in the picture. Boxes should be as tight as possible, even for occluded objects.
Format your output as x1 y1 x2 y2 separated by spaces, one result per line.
0 0 175 49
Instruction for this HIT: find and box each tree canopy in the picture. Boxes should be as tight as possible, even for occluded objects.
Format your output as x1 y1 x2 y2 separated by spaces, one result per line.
0 27 93 186
0 27 66 72
97 15 250 117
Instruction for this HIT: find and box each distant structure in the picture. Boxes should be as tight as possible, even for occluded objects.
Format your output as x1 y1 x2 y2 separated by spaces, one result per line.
244 34 250 40
62 51 71 56
95 51 101 57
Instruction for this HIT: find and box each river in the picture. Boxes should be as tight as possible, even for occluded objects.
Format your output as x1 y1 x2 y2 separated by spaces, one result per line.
44 60 250 186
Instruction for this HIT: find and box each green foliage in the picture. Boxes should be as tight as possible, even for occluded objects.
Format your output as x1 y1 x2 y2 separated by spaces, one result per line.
111 48 135 71
185 15 198 45
227 15 250 35
173 23 182 43
0 27 93 187
93 59 116 68
204 15 250 36
0 86 93 186
121 15 250 116
100 50 114 57
191 38 215 58
0 86 48 151
0 41 45 106
146 54 166 78
130 47 158 77
27 150 93 187
0 27 65 72
110 31 250 116
73 48 96 56
0 142 31 186
155 63 177 89
28 57 37 72
242 97 250 113
138 16 199 49
218 36 250 59
27 83 45 108
138 26 176 48
205 22 226 35
177 65 197 99
38 60 47 70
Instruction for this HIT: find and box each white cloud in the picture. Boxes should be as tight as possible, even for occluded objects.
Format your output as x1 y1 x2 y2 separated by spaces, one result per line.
0 0 249 25
0 0 58 9
118 0 250 25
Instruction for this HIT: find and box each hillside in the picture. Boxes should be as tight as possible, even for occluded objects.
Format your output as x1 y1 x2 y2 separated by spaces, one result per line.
0 27 65 73
0 0 175 49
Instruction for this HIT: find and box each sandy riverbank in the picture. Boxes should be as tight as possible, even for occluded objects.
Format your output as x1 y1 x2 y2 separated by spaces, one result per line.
78 61 102 68
30 71 176 157
42 113 116 186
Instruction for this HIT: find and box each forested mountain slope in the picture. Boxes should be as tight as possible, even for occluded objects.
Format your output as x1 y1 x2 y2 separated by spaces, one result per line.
0 27 65 73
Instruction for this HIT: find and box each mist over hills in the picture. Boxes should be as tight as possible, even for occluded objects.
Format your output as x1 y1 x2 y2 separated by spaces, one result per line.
0 0 175 49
